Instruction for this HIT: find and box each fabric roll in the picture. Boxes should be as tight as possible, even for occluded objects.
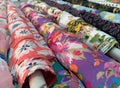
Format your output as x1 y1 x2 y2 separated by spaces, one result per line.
0 1 15 88
57 1 120 24
22 5 120 88
66 16 118 53
7 2 56 88
43 0 120 43
88 0 120 8
63 0 120 13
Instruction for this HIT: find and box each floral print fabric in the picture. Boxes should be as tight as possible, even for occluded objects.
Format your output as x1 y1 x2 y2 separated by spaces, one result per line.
0 1 15 88
7 2 56 88
21 6 85 87
66 17 118 53
50 61 85 88
43 0 120 44
21 4 120 88
23 2 118 54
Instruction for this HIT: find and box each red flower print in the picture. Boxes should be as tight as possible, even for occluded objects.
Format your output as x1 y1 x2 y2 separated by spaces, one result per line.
73 50 82 56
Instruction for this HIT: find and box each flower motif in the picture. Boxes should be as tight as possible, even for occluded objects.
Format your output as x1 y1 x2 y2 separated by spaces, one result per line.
14 28 32 38
14 40 36 59
9 21 26 34
29 28 38 34
104 61 120 78
73 50 82 56
15 58 50 81
34 34 42 40
26 61 38 69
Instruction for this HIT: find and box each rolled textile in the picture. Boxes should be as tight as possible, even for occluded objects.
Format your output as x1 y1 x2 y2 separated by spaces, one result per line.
53 0 120 24
63 0 120 13
37 1 120 61
43 0 120 44
22 5 120 88
73 5 120 24
7 2 56 88
88 0 120 8
0 1 15 88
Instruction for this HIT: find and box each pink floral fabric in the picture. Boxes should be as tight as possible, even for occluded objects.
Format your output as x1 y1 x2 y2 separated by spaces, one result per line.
7 2 56 88
0 1 15 88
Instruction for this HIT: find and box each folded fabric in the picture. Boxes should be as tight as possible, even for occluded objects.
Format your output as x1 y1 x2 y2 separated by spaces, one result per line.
22 5 120 88
43 0 120 44
7 2 56 88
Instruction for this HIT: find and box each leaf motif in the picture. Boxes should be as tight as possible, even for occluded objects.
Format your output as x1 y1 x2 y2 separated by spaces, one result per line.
96 71 105 80
90 33 100 43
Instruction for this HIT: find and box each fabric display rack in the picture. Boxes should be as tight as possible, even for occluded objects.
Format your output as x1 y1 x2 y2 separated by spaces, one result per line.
0 0 120 88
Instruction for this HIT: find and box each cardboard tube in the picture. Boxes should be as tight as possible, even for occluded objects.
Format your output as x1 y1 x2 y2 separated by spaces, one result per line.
29 70 47 88
107 47 120 62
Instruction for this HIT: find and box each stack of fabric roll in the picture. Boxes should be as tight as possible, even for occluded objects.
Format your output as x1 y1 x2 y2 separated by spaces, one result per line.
35 0 120 62
23 0 120 62
21 0 120 88
6 1 84 88
0 0 120 88
7 1 56 88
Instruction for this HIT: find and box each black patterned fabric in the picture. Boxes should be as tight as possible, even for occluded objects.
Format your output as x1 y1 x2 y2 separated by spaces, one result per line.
63 0 120 13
